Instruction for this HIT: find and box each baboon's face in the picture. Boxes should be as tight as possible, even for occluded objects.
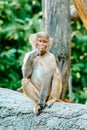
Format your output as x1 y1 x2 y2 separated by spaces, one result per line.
36 37 48 54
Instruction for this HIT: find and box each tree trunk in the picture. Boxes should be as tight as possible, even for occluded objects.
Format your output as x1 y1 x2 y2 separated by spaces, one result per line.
73 0 87 29
0 88 87 130
42 0 71 99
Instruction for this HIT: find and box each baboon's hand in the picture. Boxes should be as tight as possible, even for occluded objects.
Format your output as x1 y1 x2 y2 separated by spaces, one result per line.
29 49 40 60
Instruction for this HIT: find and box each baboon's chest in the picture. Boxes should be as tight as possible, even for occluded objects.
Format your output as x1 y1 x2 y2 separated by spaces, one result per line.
31 54 54 88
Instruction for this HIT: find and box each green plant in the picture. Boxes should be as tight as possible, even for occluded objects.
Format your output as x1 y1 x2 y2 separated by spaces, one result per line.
71 20 87 103
0 0 42 90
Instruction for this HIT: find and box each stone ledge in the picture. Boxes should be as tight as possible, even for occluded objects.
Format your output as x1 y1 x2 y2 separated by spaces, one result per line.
0 88 87 130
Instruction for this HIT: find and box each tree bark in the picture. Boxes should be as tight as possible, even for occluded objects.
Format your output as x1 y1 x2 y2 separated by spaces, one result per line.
42 0 71 99
0 88 87 130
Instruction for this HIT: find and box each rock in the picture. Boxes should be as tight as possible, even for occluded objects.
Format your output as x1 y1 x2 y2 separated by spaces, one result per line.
0 88 87 130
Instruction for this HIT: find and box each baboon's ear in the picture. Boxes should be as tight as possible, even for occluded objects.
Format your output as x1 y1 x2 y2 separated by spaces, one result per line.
29 34 37 49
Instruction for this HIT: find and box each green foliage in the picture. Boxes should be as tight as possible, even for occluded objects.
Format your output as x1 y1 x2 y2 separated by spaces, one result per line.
71 20 87 103
0 0 42 90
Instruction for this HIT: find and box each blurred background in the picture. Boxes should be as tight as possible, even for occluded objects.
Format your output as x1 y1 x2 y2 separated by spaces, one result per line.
0 0 87 104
